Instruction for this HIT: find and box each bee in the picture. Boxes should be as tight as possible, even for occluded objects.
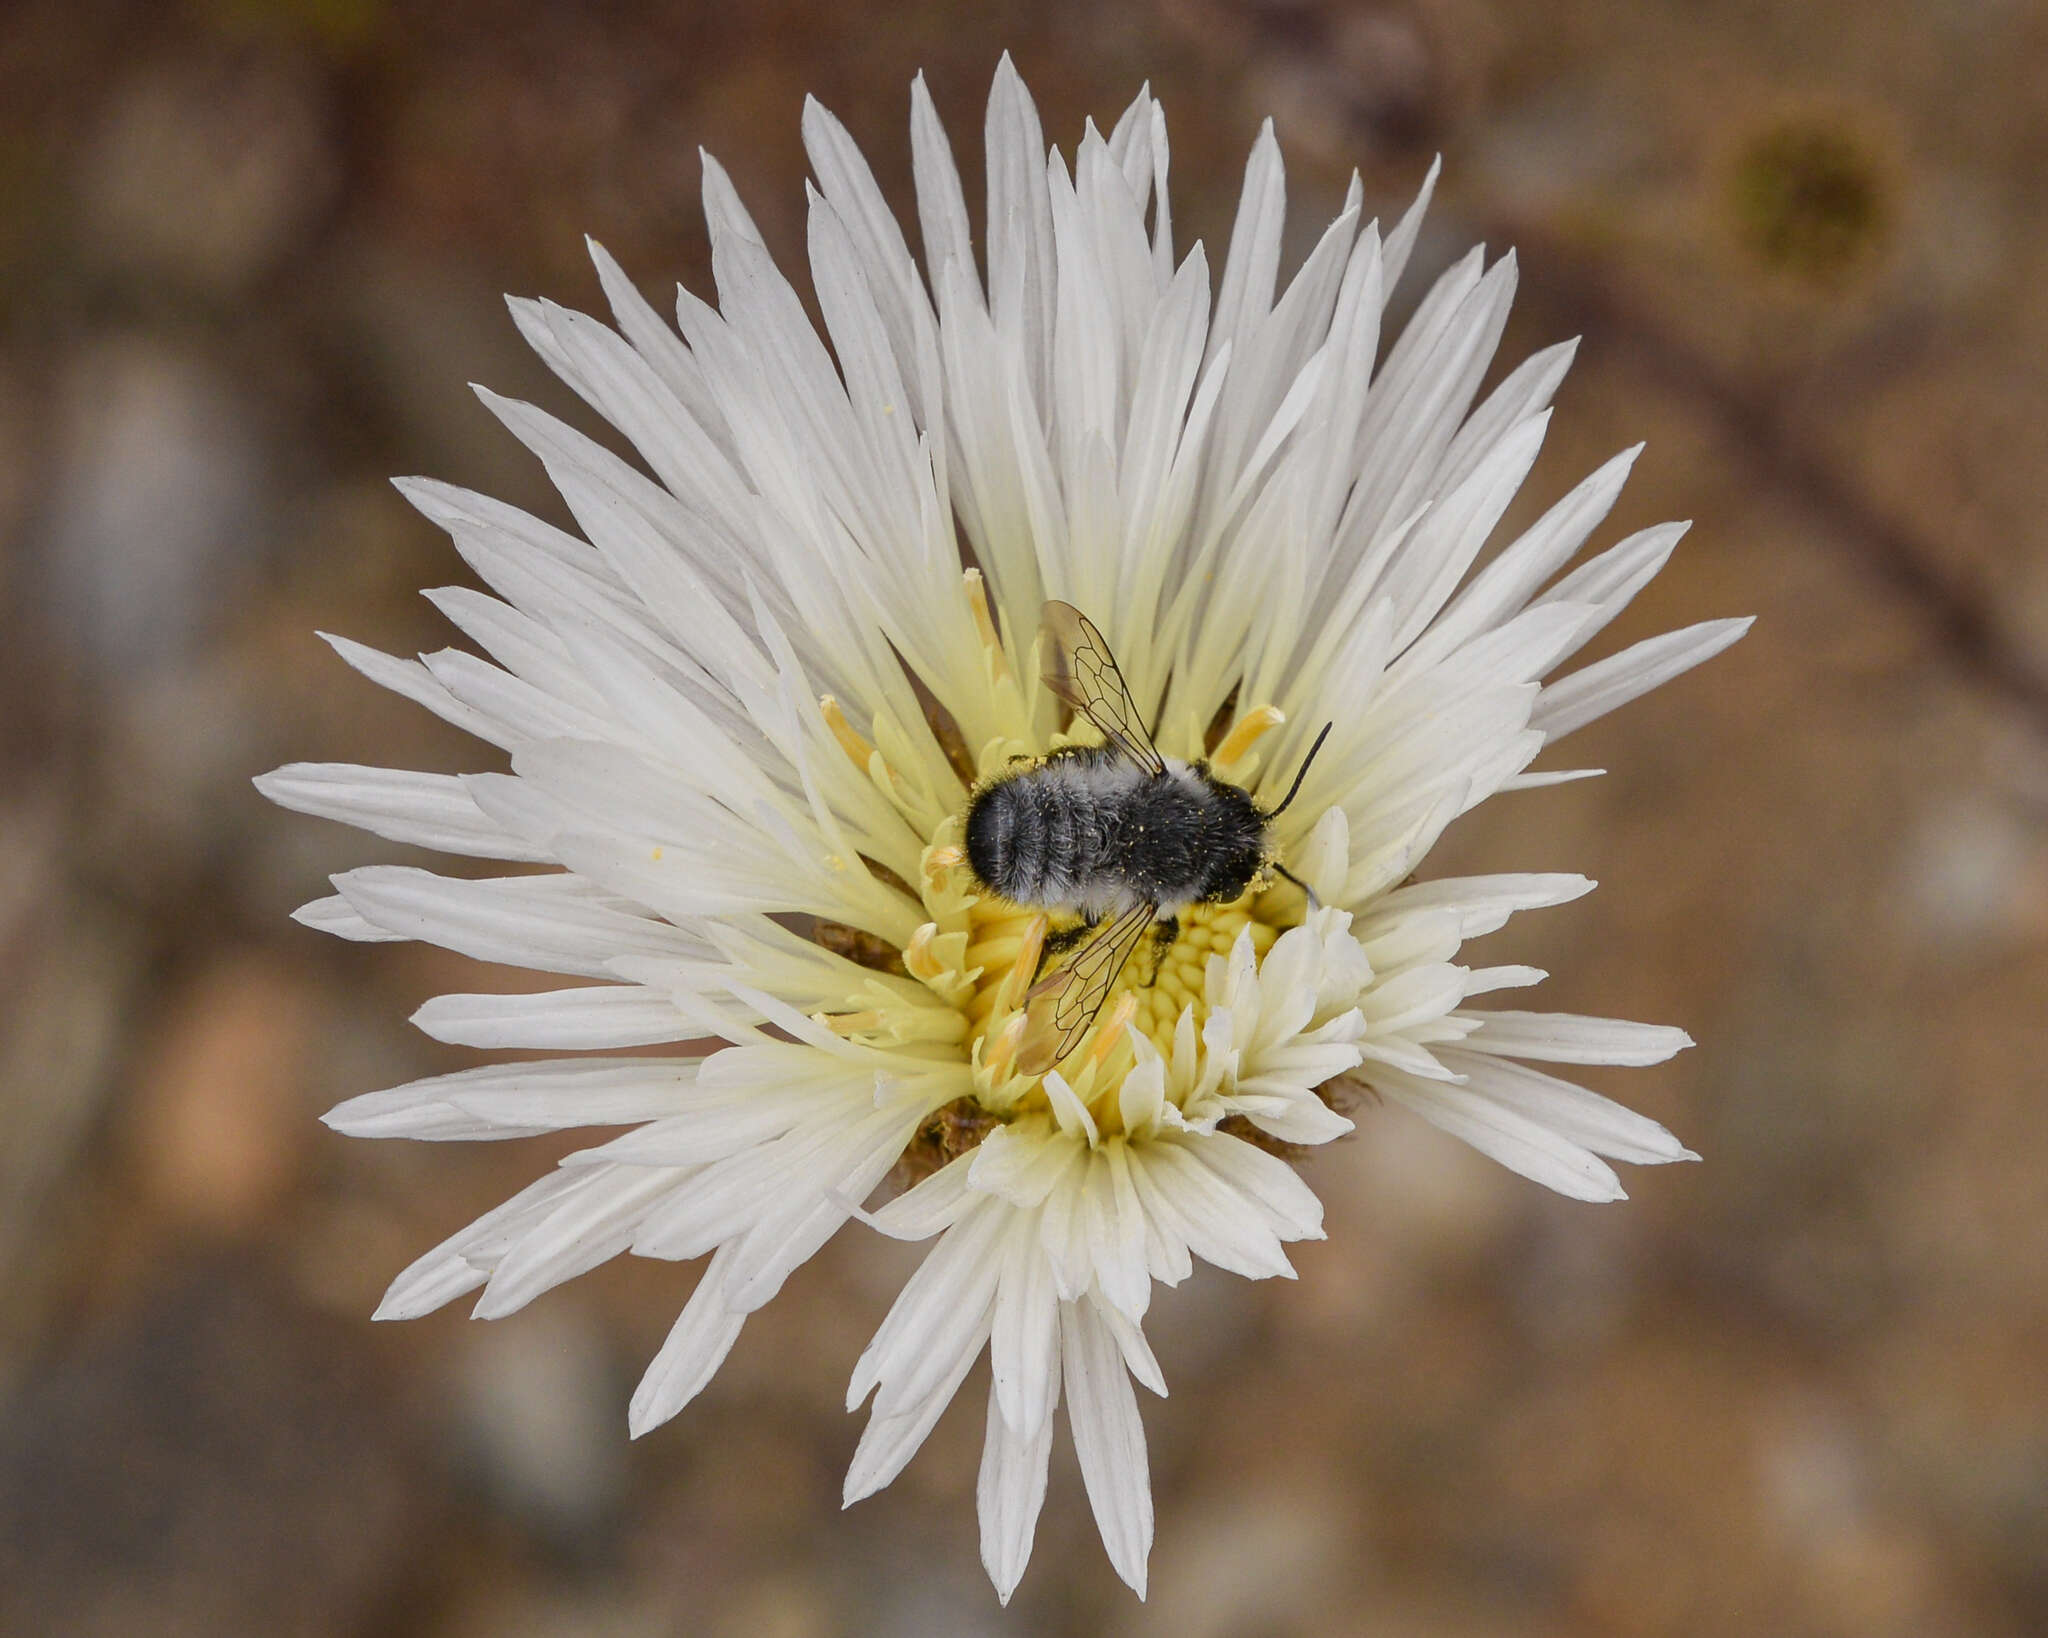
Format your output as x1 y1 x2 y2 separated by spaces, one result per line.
964 600 1330 1074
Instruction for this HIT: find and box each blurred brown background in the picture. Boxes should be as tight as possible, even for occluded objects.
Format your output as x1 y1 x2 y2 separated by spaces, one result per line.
2 1 2046 1634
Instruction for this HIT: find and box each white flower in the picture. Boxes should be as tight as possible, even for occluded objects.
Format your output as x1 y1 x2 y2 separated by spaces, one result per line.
259 57 1746 1603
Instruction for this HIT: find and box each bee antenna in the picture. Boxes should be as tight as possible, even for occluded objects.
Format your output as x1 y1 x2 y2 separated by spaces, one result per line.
1272 862 1322 910
1266 722 1333 818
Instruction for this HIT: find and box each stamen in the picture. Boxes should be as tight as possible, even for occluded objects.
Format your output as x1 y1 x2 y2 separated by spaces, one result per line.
903 922 946 984
963 569 1010 683
965 928 1027 973
820 1009 884 1036
819 695 875 772
982 1011 1028 1079
923 843 965 896
1084 992 1138 1068
1214 704 1287 767
994 914 1048 1015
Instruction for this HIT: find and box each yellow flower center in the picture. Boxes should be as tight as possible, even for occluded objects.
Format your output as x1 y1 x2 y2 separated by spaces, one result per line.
906 787 1300 1116
952 893 1282 1061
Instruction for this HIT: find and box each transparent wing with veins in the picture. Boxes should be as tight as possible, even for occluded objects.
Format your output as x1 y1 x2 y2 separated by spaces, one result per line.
1040 601 1166 777
1016 897 1154 1076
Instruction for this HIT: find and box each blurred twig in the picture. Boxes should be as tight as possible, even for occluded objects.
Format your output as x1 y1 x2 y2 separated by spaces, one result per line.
1490 213 2048 728
1171 0 2048 731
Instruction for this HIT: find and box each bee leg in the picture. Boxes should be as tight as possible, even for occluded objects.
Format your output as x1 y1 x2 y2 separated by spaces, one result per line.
1139 917 1178 985
1042 920 1097 965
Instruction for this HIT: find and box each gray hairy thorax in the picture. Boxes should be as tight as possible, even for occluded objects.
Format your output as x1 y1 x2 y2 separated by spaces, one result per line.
963 748 1268 922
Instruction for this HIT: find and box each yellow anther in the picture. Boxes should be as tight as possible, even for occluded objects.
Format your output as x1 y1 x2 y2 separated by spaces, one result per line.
819 695 876 772
1084 991 1139 1068
923 842 966 896
904 922 946 983
995 914 1048 1015
963 569 1010 683
1214 704 1288 768
983 1011 1028 1080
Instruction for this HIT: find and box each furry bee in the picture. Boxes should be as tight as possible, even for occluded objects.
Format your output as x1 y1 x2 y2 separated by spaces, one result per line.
964 601 1329 1073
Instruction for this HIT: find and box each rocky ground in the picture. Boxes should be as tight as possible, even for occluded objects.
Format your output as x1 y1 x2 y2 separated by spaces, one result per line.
1 1 2044 1634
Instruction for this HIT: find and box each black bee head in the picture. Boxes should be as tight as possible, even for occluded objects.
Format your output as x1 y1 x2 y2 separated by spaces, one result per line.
1194 774 1270 903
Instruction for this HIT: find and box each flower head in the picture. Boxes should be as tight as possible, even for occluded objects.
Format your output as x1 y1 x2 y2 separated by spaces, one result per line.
260 57 1746 1602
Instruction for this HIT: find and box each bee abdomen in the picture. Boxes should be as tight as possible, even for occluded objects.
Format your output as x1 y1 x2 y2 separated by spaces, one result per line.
965 771 1100 904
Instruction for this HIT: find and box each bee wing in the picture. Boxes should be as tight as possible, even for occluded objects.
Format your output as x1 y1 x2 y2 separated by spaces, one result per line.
1016 898 1155 1075
1041 601 1166 776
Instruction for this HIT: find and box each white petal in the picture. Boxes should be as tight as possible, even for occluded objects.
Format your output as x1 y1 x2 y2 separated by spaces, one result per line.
474 1163 689 1319
1459 1010 1693 1066
1402 442 1637 671
966 1130 1081 1212
326 1057 696 1140
1538 521 1689 661
1534 617 1753 740
320 631 509 749
1191 1134 1326 1241
256 763 548 861
1378 1074 1626 1202
1437 1047 1698 1166
867 1151 979 1239
1361 873 1594 939
1206 120 1284 375
333 865 699 979
628 1246 749 1436
911 73 976 301
291 893 406 942
1380 153 1439 293
722 1096 937 1311
372 1170 584 1320
849 1199 1007 1411
629 1104 864 1261
989 1211 1060 1437
984 55 1058 415
843 1310 988 1504
411 985 693 1049
1130 1141 1294 1282
977 1372 1057 1604
1093 1300 1167 1398
1062 1299 1153 1598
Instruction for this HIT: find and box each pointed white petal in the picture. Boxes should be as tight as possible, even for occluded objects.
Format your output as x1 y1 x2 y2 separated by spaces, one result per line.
843 1311 987 1504
256 764 549 861
977 1372 1057 1604
291 893 407 942
1459 1010 1693 1066
474 1163 689 1318
1062 1299 1153 1598
371 1170 584 1320
411 985 693 1049
1436 1047 1697 1166
1378 1074 1626 1202
332 866 700 979
1534 618 1753 740
629 1246 749 1436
